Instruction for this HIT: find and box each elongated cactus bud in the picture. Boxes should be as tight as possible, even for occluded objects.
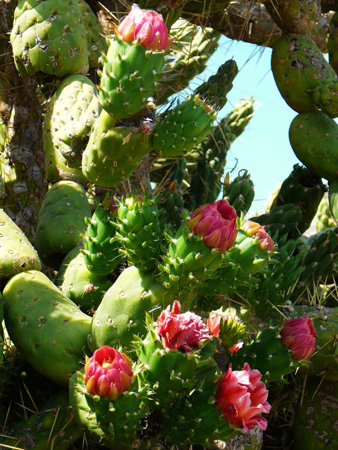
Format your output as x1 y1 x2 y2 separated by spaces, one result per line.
250 203 303 240
223 170 255 216
270 164 326 236
114 191 164 271
153 95 216 157
193 59 238 110
81 199 123 276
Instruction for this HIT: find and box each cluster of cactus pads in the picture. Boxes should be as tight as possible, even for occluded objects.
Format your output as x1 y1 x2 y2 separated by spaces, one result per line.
3 1 338 449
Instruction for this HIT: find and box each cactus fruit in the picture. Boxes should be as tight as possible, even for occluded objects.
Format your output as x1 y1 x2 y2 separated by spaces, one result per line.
69 347 150 449
34 180 91 269
3 270 91 385
271 33 336 113
10 0 90 77
43 74 101 183
134 302 219 409
98 6 170 119
0 208 41 278
289 111 338 182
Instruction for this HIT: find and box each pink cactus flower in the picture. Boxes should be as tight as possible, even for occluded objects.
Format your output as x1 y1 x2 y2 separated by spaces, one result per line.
187 199 238 253
157 300 211 353
84 346 133 400
241 220 275 252
215 363 271 432
280 316 316 361
118 5 172 51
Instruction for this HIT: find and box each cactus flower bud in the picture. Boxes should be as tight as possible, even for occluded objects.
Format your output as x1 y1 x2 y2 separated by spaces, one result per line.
84 346 133 400
241 220 275 251
187 199 238 253
215 363 271 432
157 300 211 353
118 5 172 51
280 316 316 361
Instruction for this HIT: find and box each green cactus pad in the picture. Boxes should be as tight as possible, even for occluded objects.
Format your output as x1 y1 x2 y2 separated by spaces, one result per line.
43 74 101 184
99 37 165 119
82 110 152 188
289 111 338 182
0 208 41 278
10 0 89 77
3 270 92 385
271 33 336 113
34 181 92 269
88 265 177 354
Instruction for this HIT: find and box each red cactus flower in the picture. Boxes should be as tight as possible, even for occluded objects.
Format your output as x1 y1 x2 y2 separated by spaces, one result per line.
187 199 238 253
215 363 271 432
118 5 172 51
280 316 316 361
157 300 211 353
241 220 275 252
84 346 133 400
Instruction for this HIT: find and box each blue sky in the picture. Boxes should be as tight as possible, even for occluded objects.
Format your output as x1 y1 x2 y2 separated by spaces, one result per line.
195 36 302 215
